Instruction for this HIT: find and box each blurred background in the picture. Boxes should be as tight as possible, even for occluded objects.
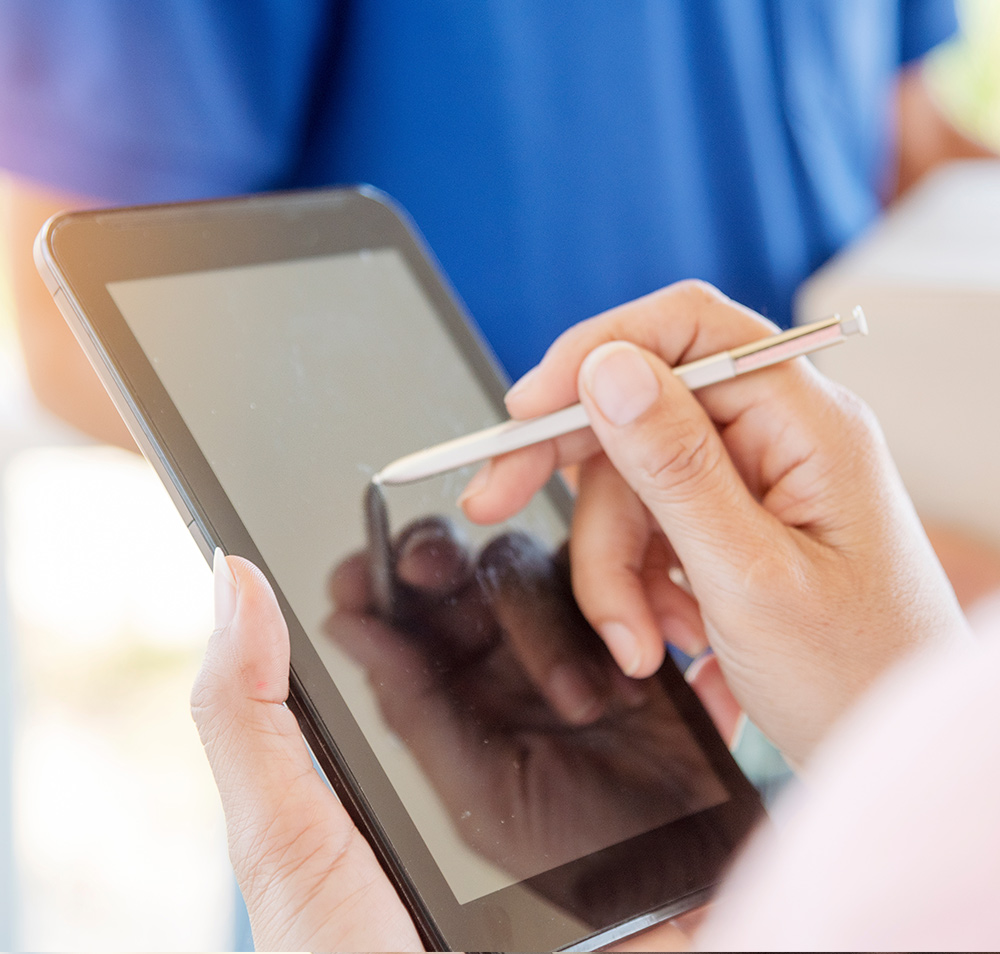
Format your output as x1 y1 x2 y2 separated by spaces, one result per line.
0 1 999 950
0 192 233 946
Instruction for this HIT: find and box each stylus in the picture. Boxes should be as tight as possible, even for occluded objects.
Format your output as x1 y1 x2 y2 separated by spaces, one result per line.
374 307 868 486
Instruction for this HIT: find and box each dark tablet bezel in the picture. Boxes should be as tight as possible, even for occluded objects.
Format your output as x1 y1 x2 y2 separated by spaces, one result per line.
36 187 763 952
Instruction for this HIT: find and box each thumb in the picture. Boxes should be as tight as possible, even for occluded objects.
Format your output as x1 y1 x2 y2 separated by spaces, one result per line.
191 550 310 815
191 550 421 952
577 342 775 585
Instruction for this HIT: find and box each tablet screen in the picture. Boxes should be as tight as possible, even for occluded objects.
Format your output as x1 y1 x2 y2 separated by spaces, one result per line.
106 247 729 904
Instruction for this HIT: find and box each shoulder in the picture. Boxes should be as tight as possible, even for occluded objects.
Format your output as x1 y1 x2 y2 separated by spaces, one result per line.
0 1 334 202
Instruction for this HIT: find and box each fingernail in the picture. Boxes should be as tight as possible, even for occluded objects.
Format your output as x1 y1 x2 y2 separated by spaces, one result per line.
457 461 492 506
659 614 706 657
599 621 642 676
504 366 540 406
213 547 237 630
547 663 603 724
581 342 660 426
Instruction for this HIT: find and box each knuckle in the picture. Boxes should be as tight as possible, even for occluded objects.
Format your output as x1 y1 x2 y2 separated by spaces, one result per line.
668 278 725 306
740 542 805 600
823 377 875 430
634 415 722 502
823 380 891 463
189 652 239 737
232 813 309 893
190 665 220 729
825 377 865 416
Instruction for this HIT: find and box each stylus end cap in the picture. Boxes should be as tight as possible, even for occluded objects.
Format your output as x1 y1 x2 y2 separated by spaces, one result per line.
842 306 869 337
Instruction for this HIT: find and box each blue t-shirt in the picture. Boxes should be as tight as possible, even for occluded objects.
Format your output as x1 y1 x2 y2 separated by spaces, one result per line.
0 0 956 379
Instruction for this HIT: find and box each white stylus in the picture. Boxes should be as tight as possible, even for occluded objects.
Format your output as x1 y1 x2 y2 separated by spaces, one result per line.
374 307 868 486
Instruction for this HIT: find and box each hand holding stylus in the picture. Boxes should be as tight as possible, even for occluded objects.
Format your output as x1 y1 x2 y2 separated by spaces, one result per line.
460 280 968 765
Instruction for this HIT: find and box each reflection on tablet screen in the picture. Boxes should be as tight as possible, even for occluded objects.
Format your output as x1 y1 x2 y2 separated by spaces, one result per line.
107 248 727 903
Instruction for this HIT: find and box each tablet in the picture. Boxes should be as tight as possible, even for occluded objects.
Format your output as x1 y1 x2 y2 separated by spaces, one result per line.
35 187 762 952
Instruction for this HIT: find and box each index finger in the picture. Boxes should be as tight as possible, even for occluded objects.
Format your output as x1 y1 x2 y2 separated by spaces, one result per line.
504 280 778 421
461 281 780 525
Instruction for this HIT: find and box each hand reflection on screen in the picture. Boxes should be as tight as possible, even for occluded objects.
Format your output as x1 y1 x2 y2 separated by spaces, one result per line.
325 495 726 880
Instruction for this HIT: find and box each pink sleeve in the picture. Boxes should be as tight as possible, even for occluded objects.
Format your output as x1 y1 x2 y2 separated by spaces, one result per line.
697 628 1000 952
